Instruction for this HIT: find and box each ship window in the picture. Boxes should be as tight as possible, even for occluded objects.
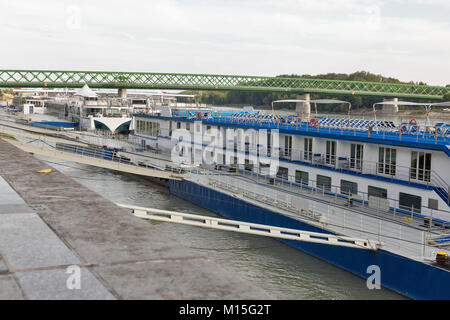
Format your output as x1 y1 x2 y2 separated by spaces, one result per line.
177 122 181 129
149 122 153 136
341 180 358 196
350 144 363 170
316 175 331 191
284 135 292 158
186 123 190 131
368 186 387 199
276 167 289 180
137 121 159 136
378 147 396 175
304 138 313 161
410 151 431 182
153 122 160 136
267 132 272 156
295 170 309 186
244 159 254 171
399 192 421 213
325 140 336 165
259 163 270 175
428 198 438 210
136 120 141 133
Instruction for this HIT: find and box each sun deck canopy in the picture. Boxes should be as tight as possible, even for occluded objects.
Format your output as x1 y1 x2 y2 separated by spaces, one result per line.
75 84 97 98
271 99 352 116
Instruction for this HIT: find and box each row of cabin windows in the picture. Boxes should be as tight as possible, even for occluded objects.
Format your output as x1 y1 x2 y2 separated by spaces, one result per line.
368 187 422 212
136 120 160 137
301 137 431 182
378 147 432 182
148 122 432 180
155 123 432 183
167 126 432 178
143 121 191 137
276 166 424 212
178 129 428 182
303 138 363 167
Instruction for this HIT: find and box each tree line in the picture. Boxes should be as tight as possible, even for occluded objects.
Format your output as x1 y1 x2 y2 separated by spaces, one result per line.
0 88 14 99
184 71 450 113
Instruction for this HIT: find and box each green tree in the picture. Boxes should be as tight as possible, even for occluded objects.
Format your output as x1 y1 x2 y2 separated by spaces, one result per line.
187 71 439 112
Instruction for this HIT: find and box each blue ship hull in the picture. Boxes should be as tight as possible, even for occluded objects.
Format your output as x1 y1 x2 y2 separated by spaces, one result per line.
169 179 450 299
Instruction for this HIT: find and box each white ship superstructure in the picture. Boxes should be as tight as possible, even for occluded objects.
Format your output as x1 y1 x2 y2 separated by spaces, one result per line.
66 84 132 133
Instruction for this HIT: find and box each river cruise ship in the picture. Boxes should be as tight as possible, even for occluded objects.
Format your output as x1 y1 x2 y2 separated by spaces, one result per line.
127 99 450 299
12 96 47 115
66 84 133 133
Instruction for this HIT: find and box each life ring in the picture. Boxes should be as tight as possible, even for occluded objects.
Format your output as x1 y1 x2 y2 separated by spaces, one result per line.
409 118 417 125
310 118 318 127
196 112 203 119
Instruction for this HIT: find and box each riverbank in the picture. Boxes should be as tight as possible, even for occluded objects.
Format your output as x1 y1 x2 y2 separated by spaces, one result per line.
0 138 272 300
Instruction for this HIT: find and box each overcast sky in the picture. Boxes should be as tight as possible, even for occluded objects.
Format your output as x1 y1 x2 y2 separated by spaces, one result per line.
0 0 449 85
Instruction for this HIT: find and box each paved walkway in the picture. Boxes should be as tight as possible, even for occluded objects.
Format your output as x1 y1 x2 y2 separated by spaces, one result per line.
0 139 271 300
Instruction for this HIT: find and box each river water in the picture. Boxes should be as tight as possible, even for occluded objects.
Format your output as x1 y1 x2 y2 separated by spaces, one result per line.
37 155 405 300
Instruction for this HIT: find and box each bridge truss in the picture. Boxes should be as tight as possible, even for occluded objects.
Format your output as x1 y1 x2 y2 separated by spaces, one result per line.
0 70 448 99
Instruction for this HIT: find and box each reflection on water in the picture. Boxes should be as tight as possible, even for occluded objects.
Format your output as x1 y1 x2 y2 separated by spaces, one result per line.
38 156 406 300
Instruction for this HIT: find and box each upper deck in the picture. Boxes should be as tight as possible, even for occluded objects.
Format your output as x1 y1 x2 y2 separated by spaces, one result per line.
135 108 450 154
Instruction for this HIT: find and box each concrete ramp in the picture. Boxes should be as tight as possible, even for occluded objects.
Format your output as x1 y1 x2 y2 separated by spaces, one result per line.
0 139 272 300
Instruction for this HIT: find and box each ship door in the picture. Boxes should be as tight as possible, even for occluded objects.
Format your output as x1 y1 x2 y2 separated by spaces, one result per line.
410 151 431 182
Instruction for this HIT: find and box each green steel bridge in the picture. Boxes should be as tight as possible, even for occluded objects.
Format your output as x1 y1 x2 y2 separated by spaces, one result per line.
0 69 448 100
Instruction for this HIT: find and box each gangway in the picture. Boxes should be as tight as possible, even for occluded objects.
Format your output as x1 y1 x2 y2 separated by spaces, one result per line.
118 203 382 251
0 118 69 135
1 138 184 181
0 125 86 146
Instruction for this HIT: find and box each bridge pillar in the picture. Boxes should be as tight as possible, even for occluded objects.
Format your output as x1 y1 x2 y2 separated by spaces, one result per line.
381 98 398 114
295 94 311 119
118 88 127 98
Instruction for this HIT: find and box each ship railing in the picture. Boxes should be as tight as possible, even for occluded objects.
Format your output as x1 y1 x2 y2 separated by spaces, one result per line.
126 133 450 207
149 141 446 209
90 129 130 141
25 138 179 175
45 134 444 258
123 133 450 207
231 166 450 233
207 174 443 259
73 130 449 218
259 147 445 189
429 171 450 205
201 116 449 144
18 133 445 258
43 133 448 257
